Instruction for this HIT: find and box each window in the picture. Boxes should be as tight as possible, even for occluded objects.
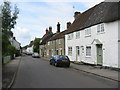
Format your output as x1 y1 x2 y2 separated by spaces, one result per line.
67 33 74 40
48 42 50 45
59 39 61 44
68 47 72 56
59 55 68 59
76 31 80 39
86 46 91 56
97 23 104 33
85 28 91 36
67 34 71 40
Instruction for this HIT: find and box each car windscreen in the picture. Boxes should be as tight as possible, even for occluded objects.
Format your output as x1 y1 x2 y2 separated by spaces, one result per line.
59 55 69 59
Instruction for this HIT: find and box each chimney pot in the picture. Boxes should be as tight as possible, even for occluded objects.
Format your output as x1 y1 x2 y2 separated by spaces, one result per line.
67 22 71 29
46 28 49 35
57 22 60 33
74 11 81 19
49 26 52 32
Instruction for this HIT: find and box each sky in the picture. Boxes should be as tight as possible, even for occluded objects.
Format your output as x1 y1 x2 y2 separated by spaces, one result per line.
3 0 104 47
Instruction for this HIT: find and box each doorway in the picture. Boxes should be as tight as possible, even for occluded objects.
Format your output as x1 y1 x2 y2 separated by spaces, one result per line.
96 44 103 65
76 46 80 61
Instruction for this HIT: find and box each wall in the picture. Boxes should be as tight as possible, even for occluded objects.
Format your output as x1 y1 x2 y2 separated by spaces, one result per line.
47 38 65 58
9 37 20 50
65 20 119 68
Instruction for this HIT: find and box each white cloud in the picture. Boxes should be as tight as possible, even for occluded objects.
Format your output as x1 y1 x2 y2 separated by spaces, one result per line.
12 27 31 46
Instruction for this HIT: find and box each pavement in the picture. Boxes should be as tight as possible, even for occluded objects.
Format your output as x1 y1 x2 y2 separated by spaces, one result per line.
2 56 119 89
2 56 21 89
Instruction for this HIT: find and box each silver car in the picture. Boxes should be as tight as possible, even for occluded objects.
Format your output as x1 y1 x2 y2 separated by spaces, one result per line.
32 52 40 58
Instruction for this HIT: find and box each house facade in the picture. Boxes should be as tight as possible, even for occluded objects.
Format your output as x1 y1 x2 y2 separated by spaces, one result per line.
26 45 33 54
9 37 21 50
39 22 71 58
65 2 120 68
39 27 54 58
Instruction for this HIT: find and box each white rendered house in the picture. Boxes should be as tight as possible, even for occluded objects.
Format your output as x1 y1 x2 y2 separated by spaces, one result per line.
9 37 21 50
65 2 120 68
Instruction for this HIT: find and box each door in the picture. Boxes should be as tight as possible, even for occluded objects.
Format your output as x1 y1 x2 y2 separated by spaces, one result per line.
97 44 103 65
80 46 84 61
76 46 80 61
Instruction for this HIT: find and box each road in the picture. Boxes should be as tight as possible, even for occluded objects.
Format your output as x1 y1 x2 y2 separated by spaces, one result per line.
12 55 118 88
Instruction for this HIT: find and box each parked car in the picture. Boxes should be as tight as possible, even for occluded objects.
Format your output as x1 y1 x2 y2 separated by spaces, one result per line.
32 52 40 58
27 52 33 55
49 55 70 67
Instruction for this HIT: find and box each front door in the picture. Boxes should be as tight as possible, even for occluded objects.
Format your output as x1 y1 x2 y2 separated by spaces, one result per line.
97 44 103 65
76 46 80 61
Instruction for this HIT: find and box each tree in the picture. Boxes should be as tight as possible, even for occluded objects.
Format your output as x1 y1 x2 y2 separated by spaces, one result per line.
2 1 19 32
33 38 41 53
1 1 19 57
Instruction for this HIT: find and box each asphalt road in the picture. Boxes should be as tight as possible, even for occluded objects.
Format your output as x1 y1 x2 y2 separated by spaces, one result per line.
12 55 118 88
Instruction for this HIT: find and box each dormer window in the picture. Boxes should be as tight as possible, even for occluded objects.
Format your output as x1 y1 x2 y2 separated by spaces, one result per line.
97 23 104 33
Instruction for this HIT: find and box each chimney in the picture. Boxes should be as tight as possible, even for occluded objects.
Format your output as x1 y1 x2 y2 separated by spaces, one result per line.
74 11 81 19
49 26 52 32
57 22 60 33
67 22 71 29
46 28 49 35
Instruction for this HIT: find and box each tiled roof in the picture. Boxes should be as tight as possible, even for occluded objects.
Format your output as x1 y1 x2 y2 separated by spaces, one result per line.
49 30 70 41
40 32 54 45
84 2 120 29
66 2 120 34
41 2 120 41
48 2 96 40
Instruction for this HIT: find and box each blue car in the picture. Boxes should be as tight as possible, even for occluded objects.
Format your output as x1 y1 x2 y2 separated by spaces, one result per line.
49 55 70 67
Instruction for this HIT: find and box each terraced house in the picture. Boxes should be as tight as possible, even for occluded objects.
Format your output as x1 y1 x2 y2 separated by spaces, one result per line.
47 22 71 57
39 27 54 58
65 2 120 68
39 22 71 58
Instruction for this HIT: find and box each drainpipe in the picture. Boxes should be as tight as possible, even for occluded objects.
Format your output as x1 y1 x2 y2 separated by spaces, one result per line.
55 39 56 55
64 37 65 55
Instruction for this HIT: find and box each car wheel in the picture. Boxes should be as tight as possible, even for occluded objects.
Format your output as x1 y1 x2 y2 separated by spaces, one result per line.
67 65 70 67
55 62 58 67
50 61 52 65
50 62 52 65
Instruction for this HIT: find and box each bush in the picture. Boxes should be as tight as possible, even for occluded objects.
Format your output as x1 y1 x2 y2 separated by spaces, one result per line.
7 45 16 59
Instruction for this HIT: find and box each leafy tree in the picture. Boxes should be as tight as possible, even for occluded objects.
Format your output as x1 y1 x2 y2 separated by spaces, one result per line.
1 1 19 58
2 1 19 32
33 38 41 53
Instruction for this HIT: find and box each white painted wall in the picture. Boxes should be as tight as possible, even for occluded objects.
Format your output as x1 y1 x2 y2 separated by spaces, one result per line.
26 46 33 53
9 37 21 50
65 20 119 68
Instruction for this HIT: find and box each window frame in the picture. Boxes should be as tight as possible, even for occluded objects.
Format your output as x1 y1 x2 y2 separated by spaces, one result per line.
76 31 80 39
85 28 91 37
86 46 91 57
68 47 72 56
67 33 74 40
97 23 104 33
